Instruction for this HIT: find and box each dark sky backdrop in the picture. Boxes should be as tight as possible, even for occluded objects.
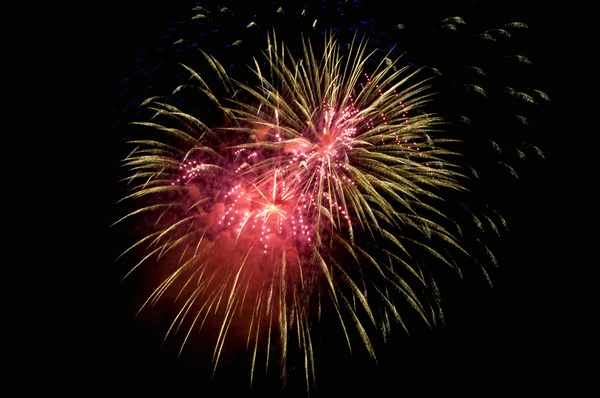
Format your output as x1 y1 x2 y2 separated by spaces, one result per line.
106 1 569 396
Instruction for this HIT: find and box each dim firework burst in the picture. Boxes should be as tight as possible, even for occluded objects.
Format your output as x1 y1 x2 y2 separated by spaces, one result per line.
116 32 476 388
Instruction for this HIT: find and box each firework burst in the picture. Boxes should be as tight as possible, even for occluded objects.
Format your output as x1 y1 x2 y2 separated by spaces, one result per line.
113 1 551 392
115 30 481 388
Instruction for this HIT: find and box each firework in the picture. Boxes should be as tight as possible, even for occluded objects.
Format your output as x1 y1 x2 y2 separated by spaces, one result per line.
116 30 475 387
113 1 549 392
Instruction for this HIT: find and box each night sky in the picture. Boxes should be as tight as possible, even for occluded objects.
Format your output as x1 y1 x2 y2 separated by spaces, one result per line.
106 1 570 395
